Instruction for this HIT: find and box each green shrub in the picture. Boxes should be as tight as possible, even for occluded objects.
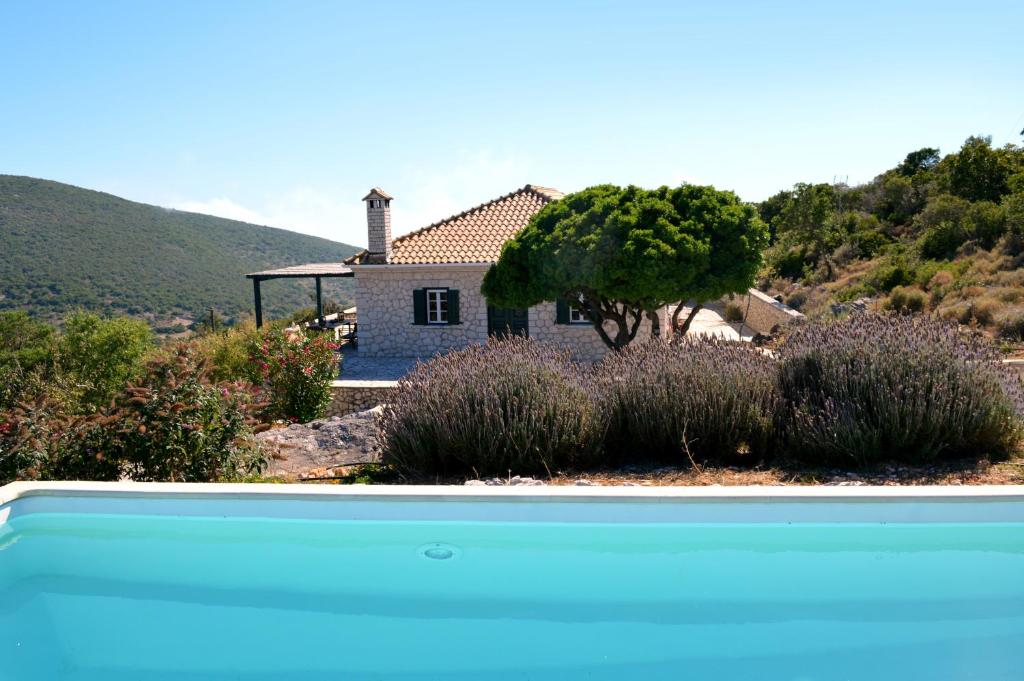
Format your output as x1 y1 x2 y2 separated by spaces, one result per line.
1 345 266 484
882 286 926 313
58 311 153 411
196 322 260 383
920 221 969 259
864 257 915 292
848 221 892 258
785 290 808 311
965 201 1007 248
378 337 602 476
723 302 744 322
767 245 809 280
778 314 1021 465
0 311 55 374
247 329 339 422
596 338 779 465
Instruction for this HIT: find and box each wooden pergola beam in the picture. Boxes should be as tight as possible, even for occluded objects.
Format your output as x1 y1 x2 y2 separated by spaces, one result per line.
245 264 354 329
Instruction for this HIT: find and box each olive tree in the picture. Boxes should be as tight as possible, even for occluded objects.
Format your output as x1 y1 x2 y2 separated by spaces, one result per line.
481 184 768 351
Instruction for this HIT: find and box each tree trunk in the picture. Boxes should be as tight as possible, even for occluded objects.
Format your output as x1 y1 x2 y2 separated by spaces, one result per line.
671 301 704 336
679 303 703 335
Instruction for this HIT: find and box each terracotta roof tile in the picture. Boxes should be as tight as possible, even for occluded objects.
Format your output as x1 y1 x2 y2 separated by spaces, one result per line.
345 184 563 265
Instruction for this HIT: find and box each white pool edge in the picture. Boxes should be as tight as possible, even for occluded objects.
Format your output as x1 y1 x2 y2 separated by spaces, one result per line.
3 481 1024 525
4 480 1024 505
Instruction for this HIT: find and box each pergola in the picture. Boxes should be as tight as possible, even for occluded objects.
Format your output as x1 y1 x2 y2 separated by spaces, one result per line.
245 263 353 328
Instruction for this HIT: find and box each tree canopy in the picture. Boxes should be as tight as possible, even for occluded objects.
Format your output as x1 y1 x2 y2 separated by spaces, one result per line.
481 184 768 350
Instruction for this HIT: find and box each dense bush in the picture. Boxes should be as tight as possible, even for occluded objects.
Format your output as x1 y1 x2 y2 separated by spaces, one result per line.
723 303 744 322
883 286 926 313
596 338 778 465
111 345 267 481
378 337 602 476
0 311 55 375
247 329 339 422
195 322 261 383
1 345 267 484
0 394 121 483
0 311 57 410
920 221 970 260
58 312 153 410
777 314 1021 465
864 257 916 292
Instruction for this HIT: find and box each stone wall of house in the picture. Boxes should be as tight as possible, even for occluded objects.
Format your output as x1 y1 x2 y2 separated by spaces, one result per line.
530 302 671 363
354 265 491 358
355 264 672 361
721 288 804 335
325 380 398 417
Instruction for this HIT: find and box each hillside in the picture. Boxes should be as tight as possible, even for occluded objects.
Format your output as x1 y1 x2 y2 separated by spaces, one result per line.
757 135 1024 344
0 176 359 327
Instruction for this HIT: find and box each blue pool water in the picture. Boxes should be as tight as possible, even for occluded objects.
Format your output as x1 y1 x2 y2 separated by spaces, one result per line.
1 510 1023 679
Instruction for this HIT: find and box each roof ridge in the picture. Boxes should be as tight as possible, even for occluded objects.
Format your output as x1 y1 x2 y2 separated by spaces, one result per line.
389 184 560 248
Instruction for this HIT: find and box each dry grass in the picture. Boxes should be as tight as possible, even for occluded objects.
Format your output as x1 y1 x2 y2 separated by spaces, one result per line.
319 451 1024 487
543 455 1024 487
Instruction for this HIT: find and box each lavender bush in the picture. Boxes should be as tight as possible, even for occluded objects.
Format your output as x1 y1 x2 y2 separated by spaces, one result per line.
778 314 1022 465
596 338 779 465
377 337 602 476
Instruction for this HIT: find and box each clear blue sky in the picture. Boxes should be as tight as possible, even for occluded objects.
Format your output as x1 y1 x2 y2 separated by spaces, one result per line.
2 0 1022 247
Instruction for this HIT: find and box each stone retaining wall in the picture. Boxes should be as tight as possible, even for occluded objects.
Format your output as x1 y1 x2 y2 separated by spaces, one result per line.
722 288 804 335
325 380 398 417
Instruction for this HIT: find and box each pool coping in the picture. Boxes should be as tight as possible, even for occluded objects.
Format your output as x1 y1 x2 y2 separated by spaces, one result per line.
4 481 1024 506
4 482 1024 524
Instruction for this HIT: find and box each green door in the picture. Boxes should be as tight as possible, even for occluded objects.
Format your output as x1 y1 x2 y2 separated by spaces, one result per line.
487 306 529 338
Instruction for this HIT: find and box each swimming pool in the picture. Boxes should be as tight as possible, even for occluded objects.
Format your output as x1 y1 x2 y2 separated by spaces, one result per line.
1 482 1023 680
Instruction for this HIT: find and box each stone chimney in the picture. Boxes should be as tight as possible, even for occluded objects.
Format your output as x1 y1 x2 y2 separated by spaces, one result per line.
362 188 393 264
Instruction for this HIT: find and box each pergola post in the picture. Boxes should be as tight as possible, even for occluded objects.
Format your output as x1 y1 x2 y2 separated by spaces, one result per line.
245 264 353 331
315 276 323 326
253 278 263 328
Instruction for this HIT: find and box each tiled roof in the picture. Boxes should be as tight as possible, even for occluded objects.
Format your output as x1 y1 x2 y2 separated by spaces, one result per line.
346 185 563 265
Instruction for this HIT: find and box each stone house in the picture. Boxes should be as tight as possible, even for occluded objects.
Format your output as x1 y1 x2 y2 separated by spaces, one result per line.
345 185 673 361
344 185 799 361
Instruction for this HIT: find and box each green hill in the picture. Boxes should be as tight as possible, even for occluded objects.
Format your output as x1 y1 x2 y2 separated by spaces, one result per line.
0 175 359 327
757 135 1024 341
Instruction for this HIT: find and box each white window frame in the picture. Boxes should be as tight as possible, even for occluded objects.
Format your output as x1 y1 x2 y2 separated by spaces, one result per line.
426 288 448 324
569 295 589 324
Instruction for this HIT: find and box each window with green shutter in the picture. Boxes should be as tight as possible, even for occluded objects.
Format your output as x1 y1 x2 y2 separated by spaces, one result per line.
448 290 460 324
556 297 590 325
555 299 571 325
415 288 460 325
413 289 427 325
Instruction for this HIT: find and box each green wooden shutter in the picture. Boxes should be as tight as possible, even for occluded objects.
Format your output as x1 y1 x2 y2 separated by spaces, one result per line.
448 289 460 325
555 298 570 324
413 289 427 325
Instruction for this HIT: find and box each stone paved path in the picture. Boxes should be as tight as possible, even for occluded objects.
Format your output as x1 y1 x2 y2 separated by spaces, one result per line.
338 348 418 380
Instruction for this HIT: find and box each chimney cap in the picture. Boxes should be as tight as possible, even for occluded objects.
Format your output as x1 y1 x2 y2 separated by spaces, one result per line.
362 187 393 201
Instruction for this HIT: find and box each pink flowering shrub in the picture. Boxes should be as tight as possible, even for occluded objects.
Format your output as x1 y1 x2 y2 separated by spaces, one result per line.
248 329 339 422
